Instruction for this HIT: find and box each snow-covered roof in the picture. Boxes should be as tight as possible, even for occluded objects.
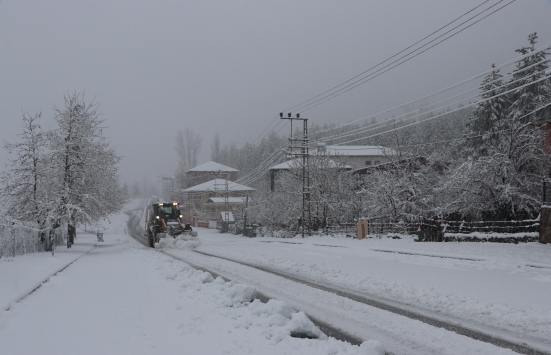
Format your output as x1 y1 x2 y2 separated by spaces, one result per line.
269 158 351 170
206 197 249 204
187 161 239 173
182 179 256 192
314 145 395 157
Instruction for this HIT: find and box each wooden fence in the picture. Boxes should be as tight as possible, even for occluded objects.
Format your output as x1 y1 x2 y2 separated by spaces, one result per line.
418 218 539 242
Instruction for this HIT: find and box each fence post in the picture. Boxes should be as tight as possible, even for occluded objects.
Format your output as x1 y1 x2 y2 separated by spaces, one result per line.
540 206 551 244
540 179 551 244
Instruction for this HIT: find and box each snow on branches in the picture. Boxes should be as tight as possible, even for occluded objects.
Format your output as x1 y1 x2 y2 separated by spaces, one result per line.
1 92 123 250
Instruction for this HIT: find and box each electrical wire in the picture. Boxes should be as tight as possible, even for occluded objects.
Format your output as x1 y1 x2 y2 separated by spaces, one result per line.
335 72 551 145
374 100 551 149
248 0 510 148
296 0 517 114
236 148 285 183
312 43 551 137
319 61 550 143
283 0 496 113
239 151 287 185
230 0 527 186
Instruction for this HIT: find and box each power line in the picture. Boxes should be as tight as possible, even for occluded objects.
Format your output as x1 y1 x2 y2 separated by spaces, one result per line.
335 72 551 145
383 101 551 149
240 153 286 186
241 0 524 187
319 61 550 143
296 0 517 114
245 50 548 187
248 1 510 148
282 0 495 113
312 43 551 136
237 148 285 184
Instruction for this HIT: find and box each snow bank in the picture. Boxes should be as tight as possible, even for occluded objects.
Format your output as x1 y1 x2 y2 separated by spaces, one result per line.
149 252 384 354
155 235 201 250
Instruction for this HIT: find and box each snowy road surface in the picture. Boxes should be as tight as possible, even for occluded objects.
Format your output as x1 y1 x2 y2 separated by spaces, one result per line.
1 199 550 354
0 206 383 355
180 230 551 346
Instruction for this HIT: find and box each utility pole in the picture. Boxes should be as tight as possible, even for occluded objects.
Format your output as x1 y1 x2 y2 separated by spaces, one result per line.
212 170 230 233
243 194 249 236
280 112 310 237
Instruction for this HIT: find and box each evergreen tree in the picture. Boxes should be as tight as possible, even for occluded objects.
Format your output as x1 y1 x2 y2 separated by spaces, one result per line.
451 33 551 219
508 33 551 125
467 64 507 157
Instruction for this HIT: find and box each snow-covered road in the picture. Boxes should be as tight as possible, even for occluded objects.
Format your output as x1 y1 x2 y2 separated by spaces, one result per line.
182 226 551 348
0 205 384 355
2 199 550 354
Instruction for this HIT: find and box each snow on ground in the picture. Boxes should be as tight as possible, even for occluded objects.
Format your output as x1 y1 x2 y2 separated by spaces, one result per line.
0 202 384 355
185 228 551 345
3 198 550 354
155 235 201 250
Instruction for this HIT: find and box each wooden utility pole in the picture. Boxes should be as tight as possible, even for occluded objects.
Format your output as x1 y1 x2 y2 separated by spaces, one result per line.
280 112 310 237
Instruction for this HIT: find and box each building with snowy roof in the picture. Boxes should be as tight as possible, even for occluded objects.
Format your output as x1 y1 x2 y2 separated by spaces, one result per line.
268 157 351 191
185 161 239 187
180 178 255 219
313 144 395 169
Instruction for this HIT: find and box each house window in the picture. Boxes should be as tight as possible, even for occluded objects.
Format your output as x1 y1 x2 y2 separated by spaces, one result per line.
374 160 381 165
365 160 372 166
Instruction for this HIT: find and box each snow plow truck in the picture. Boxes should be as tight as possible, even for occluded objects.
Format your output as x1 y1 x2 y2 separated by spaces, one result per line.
145 201 197 248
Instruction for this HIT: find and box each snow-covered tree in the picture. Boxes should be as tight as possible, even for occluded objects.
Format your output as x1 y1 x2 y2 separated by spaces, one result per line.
1 112 49 245
48 92 122 246
447 33 551 220
508 33 551 125
467 65 507 157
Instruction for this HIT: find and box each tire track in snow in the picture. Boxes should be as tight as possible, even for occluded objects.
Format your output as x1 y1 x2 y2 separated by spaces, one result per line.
190 250 550 355
124 208 549 354
161 251 366 348
124 211 367 348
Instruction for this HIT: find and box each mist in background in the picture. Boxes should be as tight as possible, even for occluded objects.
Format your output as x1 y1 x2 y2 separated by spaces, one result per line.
1 0 550 186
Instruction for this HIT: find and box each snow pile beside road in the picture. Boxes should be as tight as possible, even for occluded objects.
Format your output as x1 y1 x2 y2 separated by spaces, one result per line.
150 253 384 354
248 299 322 341
155 235 201 250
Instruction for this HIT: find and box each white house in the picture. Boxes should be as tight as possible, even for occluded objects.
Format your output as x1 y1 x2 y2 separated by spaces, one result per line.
313 144 394 169
268 157 351 191
180 178 255 217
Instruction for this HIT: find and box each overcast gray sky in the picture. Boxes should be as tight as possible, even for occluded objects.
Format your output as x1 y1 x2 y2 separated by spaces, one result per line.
1 0 550 186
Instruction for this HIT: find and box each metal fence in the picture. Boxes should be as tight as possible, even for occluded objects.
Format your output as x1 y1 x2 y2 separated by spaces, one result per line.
0 216 42 258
